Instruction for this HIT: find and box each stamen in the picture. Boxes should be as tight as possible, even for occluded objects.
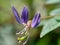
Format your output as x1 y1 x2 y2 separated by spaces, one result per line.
16 27 30 45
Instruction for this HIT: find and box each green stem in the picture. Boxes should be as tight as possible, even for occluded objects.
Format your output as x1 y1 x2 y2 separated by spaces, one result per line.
41 15 60 20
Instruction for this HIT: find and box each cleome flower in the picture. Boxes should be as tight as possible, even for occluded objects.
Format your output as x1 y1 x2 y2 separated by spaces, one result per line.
12 6 40 45
12 6 40 28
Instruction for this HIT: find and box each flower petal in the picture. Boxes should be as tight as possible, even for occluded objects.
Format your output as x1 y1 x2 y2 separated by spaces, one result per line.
21 7 28 24
12 6 21 24
31 12 40 28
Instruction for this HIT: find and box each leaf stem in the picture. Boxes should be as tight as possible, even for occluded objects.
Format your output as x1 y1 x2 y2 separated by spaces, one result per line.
41 15 60 20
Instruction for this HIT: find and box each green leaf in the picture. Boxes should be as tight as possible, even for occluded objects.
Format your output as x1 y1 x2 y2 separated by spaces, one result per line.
45 0 60 4
50 8 60 16
54 16 60 22
40 19 60 38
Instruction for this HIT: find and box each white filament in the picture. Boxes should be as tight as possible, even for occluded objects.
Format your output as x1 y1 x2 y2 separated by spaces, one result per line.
16 27 30 45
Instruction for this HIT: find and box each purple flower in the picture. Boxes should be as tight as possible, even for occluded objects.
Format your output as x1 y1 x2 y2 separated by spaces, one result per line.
12 6 40 28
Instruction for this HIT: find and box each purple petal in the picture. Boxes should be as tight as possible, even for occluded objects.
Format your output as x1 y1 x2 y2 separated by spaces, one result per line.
21 7 28 24
12 6 21 24
31 12 40 28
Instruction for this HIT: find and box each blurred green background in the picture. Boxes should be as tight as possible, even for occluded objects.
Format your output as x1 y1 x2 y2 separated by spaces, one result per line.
0 0 60 45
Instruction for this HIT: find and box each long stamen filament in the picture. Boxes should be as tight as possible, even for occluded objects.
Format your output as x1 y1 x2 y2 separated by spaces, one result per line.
16 27 30 45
